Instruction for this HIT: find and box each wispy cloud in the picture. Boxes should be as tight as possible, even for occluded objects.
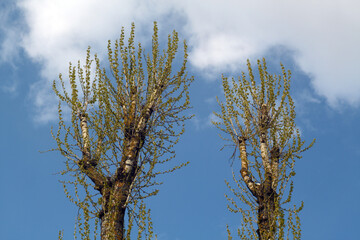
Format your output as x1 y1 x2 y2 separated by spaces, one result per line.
0 2 22 65
1 79 17 94
192 112 220 130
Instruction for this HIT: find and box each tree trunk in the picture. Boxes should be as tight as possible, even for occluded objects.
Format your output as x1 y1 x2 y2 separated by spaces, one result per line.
100 181 129 240
100 206 125 240
99 133 140 239
256 174 277 240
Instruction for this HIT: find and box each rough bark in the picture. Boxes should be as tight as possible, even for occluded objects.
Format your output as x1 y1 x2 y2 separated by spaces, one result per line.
100 206 126 240
238 103 278 240
100 181 129 240
256 104 277 240
79 109 139 239
238 137 277 240
256 174 277 240
238 137 257 195
270 146 280 190
79 113 106 191
259 104 272 174
99 83 157 238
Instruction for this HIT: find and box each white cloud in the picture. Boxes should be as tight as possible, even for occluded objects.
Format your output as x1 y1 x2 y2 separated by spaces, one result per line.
178 0 360 106
190 33 258 77
18 0 174 78
1 0 359 121
13 0 175 122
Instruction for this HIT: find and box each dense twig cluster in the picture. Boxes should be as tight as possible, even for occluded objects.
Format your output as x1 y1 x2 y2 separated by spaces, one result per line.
52 22 193 239
213 59 314 239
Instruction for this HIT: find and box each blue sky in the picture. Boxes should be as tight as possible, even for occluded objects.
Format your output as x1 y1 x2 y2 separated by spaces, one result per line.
1 0 360 239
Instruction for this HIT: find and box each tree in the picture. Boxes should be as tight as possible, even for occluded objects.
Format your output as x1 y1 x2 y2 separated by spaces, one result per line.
213 59 314 239
52 22 192 240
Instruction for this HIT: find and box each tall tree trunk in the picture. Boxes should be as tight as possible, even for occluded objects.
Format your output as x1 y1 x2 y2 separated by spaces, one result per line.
99 135 140 239
254 103 277 239
100 181 129 240
100 206 126 240
238 136 277 239
256 174 276 240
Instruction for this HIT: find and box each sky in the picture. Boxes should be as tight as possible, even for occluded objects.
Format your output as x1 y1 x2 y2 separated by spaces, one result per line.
0 0 360 239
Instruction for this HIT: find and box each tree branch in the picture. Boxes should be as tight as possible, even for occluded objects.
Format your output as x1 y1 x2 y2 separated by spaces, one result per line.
259 104 272 174
238 136 257 196
79 113 106 192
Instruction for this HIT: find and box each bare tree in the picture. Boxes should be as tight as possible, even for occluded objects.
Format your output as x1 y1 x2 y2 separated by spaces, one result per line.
213 59 314 239
52 22 193 240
